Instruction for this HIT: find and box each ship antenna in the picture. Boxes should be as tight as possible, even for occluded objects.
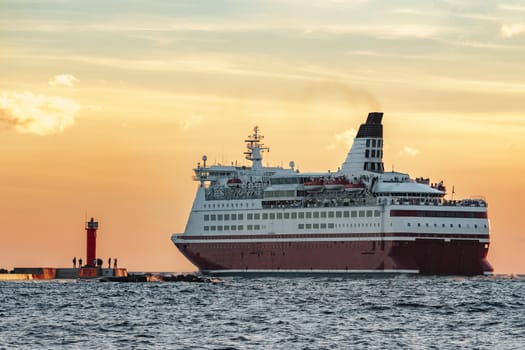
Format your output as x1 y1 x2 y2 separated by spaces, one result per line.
244 126 269 171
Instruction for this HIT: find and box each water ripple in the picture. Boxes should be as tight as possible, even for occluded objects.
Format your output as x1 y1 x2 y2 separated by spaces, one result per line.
0 276 523 349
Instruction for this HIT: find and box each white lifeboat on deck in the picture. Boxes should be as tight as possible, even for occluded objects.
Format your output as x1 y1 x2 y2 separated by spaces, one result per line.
344 182 366 193
324 177 348 191
304 178 324 192
227 177 242 188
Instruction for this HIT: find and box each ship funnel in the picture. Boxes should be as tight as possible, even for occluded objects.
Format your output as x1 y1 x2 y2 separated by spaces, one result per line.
340 112 385 177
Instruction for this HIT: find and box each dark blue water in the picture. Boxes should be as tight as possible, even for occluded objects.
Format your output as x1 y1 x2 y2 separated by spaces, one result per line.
0 275 523 349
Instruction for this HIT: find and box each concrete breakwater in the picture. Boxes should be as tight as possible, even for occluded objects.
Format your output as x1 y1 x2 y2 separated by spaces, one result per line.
0 267 128 281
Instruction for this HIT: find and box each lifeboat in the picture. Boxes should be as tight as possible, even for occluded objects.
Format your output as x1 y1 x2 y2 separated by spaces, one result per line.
227 178 242 188
324 177 348 191
344 182 366 193
303 178 324 192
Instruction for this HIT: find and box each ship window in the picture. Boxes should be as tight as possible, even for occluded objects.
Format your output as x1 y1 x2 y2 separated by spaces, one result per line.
366 210 373 217
217 226 223 231
474 224 478 228
306 212 312 219
321 223 327 229
263 213 268 220
351 211 357 218
298 224 304 229
442 224 445 228
450 224 454 228
211 226 216 230
292 212 297 219
270 213 276 220
371 150 376 158
237 225 243 230
484 224 487 228
306 224 312 229
210 215 216 221
254 213 260 220
224 225 229 230
299 212 305 219
366 139 371 147
336 211 342 218
217 214 223 221
426 223 429 227
458 224 461 228
238 214 244 220
365 150 370 158
247 225 253 230
284 213 290 219
254 225 260 230
372 139 376 147
359 211 365 217
327 212 334 218
277 213 283 219
328 223 335 229
247 213 253 220
313 223 319 229
417 223 421 227
204 226 209 231
204 215 210 221
224 214 230 220
231 226 236 231
344 211 350 218
321 212 327 218
313 212 319 218
407 223 411 227
374 210 380 217
231 214 237 221
378 139 382 147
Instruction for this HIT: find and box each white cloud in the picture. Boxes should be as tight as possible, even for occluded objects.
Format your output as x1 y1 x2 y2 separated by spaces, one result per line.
304 24 442 39
335 128 357 147
501 23 525 38
179 114 203 132
326 128 356 150
48 74 79 87
0 91 80 135
499 4 525 12
398 146 420 157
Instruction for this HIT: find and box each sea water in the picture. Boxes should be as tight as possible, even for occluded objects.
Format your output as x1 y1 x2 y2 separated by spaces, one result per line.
0 275 523 349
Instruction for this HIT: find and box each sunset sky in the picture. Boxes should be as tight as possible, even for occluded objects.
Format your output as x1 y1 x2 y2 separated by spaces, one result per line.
1 0 524 273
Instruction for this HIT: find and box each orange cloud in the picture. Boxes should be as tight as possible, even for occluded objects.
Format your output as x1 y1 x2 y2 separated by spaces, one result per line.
0 91 80 135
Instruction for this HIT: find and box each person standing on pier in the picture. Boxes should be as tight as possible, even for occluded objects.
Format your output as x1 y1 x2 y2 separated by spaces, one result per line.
73 257 76 268
79 258 83 267
108 258 112 269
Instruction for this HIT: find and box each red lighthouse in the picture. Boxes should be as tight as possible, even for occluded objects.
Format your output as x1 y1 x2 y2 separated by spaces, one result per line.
86 218 98 267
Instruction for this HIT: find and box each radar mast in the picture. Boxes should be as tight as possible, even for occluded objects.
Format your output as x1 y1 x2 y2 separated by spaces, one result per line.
244 126 269 172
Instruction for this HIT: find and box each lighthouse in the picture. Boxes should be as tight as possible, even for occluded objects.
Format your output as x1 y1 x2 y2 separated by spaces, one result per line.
85 218 99 267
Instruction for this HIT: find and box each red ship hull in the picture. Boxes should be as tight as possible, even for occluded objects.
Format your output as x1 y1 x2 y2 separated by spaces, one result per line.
174 233 492 276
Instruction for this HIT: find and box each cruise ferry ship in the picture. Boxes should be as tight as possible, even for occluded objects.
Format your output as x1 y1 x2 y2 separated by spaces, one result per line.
171 113 493 275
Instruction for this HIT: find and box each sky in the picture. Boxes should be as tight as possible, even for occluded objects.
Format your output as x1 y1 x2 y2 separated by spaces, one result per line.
1 0 524 273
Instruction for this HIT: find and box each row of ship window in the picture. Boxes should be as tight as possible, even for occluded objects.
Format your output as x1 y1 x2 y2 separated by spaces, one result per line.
203 222 381 232
407 222 487 229
203 203 254 209
203 210 382 221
